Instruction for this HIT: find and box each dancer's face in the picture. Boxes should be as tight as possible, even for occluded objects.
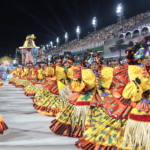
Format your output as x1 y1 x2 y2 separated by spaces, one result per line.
142 56 150 67
64 62 70 68
91 62 99 71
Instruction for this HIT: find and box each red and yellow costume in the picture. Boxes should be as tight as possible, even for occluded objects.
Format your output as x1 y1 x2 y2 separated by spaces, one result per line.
24 66 45 96
50 64 114 137
0 85 8 133
0 114 8 134
75 65 149 150
33 64 73 116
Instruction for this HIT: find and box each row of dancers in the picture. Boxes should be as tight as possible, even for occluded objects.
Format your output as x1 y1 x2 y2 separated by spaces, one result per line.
2 38 150 150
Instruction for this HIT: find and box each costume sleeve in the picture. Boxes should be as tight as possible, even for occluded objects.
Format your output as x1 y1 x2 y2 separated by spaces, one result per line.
82 69 96 91
46 67 54 77
122 65 149 102
21 70 25 77
71 65 85 93
37 69 44 80
122 81 143 102
67 67 73 80
101 67 113 89
56 66 66 81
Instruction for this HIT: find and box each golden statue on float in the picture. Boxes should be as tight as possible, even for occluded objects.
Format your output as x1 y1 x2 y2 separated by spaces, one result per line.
19 34 39 65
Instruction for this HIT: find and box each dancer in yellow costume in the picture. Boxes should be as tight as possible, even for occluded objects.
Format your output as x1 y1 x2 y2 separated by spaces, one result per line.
76 40 150 150
0 114 8 134
33 57 73 116
24 63 46 96
15 64 31 88
50 55 114 137
0 85 8 133
9 65 23 86
123 42 150 150
24 64 39 96
0 78 4 87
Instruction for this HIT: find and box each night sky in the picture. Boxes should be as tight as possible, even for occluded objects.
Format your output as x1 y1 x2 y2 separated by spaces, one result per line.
0 0 150 57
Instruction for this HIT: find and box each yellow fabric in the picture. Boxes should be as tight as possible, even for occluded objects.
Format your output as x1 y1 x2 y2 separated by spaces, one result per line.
38 69 45 80
26 34 36 40
45 66 54 76
130 105 150 115
67 67 73 80
16 68 21 76
71 68 113 93
71 80 85 93
23 34 36 47
101 67 113 89
34 89 66 116
0 114 2 121
57 80 65 91
56 66 66 81
21 68 29 77
16 68 21 72
128 65 150 92
122 82 143 102
31 69 36 79
82 69 96 90
122 65 150 102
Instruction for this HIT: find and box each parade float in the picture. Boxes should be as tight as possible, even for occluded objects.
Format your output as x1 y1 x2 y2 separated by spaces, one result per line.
0 56 14 80
19 34 40 65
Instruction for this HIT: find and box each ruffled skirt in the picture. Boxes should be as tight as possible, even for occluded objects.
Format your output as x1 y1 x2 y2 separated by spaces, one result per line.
33 88 68 116
0 115 8 134
50 105 104 138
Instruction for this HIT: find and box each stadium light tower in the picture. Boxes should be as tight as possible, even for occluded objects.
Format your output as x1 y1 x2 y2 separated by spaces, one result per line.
56 37 60 46
50 41 53 48
92 17 97 31
76 26 81 40
116 3 123 23
65 32 68 43
116 3 124 32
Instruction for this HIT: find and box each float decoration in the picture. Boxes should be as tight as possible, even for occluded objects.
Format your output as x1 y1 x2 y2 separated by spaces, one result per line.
19 34 39 65
0 56 13 67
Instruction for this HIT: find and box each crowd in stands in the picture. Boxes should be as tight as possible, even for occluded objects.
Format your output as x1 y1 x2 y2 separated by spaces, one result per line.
46 10 150 54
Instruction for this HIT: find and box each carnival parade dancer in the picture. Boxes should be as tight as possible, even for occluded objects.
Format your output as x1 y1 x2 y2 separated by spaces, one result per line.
50 54 114 137
9 65 22 86
15 64 31 88
9 64 32 89
0 114 8 134
123 40 150 150
33 55 73 116
0 79 4 87
0 76 7 134
24 63 46 96
0 85 8 134
75 39 150 150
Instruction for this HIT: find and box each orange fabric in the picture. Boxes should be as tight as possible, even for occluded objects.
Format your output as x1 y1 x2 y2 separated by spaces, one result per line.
68 93 80 104
50 119 82 137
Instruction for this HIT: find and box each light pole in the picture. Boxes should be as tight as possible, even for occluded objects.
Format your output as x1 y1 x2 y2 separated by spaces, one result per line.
116 3 123 22
92 17 97 31
116 3 124 58
76 26 81 40
46 45 49 50
116 3 124 30
50 41 53 48
65 32 68 43
56 37 60 46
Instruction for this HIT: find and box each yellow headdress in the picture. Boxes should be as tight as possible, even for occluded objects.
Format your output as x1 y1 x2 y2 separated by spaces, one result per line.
26 34 36 40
